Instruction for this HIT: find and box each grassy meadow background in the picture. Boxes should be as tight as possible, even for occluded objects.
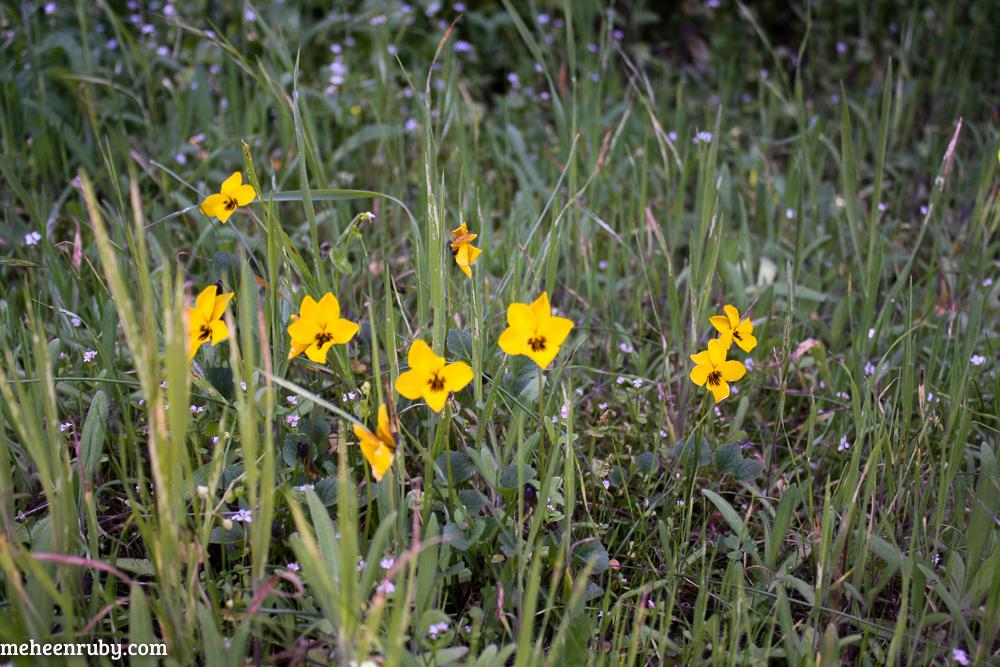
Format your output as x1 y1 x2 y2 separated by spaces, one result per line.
1 0 1000 665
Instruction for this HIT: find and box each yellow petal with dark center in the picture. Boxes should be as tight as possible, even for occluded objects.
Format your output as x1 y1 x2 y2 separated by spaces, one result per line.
328 318 360 345
708 378 730 403
440 362 473 393
395 368 431 400
299 295 322 326
498 327 528 356
216 203 237 223
539 316 574 348
735 332 757 353
232 183 256 206
524 343 561 370
288 318 321 343
530 292 551 326
220 172 243 195
305 338 335 364
506 303 537 335
690 364 710 386
210 319 229 346
201 193 227 217
423 382 449 413
407 339 443 373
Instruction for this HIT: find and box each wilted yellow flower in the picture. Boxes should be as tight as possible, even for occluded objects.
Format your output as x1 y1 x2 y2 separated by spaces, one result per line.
710 305 757 353
690 339 746 403
353 403 398 481
189 285 234 359
498 292 574 369
450 223 483 279
201 172 256 223
286 294 359 364
395 340 473 413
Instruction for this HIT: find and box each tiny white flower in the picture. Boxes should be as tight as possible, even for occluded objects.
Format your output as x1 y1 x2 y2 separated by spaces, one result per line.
240 381 247 391
932 553 940 564
920 205 928 215
598 260 609 270
668 131 677 142
70 317 81 327
357 559 366 571
952 648 969 666
838 436 850 452
836 41 847 53
785 208 794 219
379 557 395 570
878 202 887 212
160 381 169 388
377 581 395 594
60 422 72 432
632 379 643 389
287 396 298 405
24 231 42 245
864 362 876 375
575 387 584 395
343 391 357 402
560 404 569 420
191 405 205 414
676 499 684 506
647 599 655 608
287 415 300 428
233 509 252 523
744 358 755 371
83 350 97 362
598 403 608 410
602 479 610 490
616 376 626 385
971 355 986 366
287 562 301 571
619 342 634 354
983 278 993 287
659 430 668 438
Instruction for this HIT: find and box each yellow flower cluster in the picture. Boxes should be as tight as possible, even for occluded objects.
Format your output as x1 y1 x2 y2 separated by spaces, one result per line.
193 170 576 482
690 305 756 403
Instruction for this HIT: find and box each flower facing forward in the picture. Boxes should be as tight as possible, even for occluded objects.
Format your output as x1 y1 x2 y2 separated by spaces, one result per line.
189 285 234 359
201 172 256 223
286 293 359 364
395 340 473 413
352 403 397 480
450 223 483 279
498 292 574 369
710 305 757 353
690 339 746 402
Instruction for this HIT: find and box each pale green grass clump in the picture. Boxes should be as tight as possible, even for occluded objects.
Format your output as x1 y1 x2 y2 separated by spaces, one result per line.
0 1 999 666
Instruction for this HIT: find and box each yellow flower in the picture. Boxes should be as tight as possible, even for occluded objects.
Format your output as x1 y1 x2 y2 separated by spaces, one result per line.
200 172 256 223
352 403 397 481
710 305 757 353
690 339 746 403
189 285 234 359
286 293 359 364
498 292 574 369
450 223 483 279
395 340 473 413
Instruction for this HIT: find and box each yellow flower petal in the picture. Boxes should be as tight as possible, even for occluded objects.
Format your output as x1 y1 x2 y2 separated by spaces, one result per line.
216 203 237 224
529 292 551 326
210 320 229 347
735 332 758 353
423 383 450 413
211 292 235 321
451 223 469 237
299 295 322 325
329 318 360 345
690 364 710 386
288 338 310 360
524 343 561 370
719 360 746 382
232 184 256 206
189 333 203 359
539 316 574 348
454 245 473 278
723 304 741 329
220 171 243 195
353 422 396 481
288 318 321 343
305 339 335 364
407 339 443 373
709 315 732 335
195 286 217 320
498 327 527 356
506 303 537 335
376 404 396 447
690 349 711 365
201 193 227 217
707 339 728 367
708 378 730 403
395 368 431 400
466 244 483 266
317 293 341 323
440 362 473 393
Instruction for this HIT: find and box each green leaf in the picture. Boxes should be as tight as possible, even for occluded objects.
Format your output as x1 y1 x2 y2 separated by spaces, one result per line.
80 390 109 478
212 251 246 291
435 451 477 485
712 442 765 482
205 366 234 400
701 488 746 539
0 256 42 267
497 464 536 490
673 435 712 467
447 328 475 362
573 540 610 573
636 451 659 475
113 558 156 577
